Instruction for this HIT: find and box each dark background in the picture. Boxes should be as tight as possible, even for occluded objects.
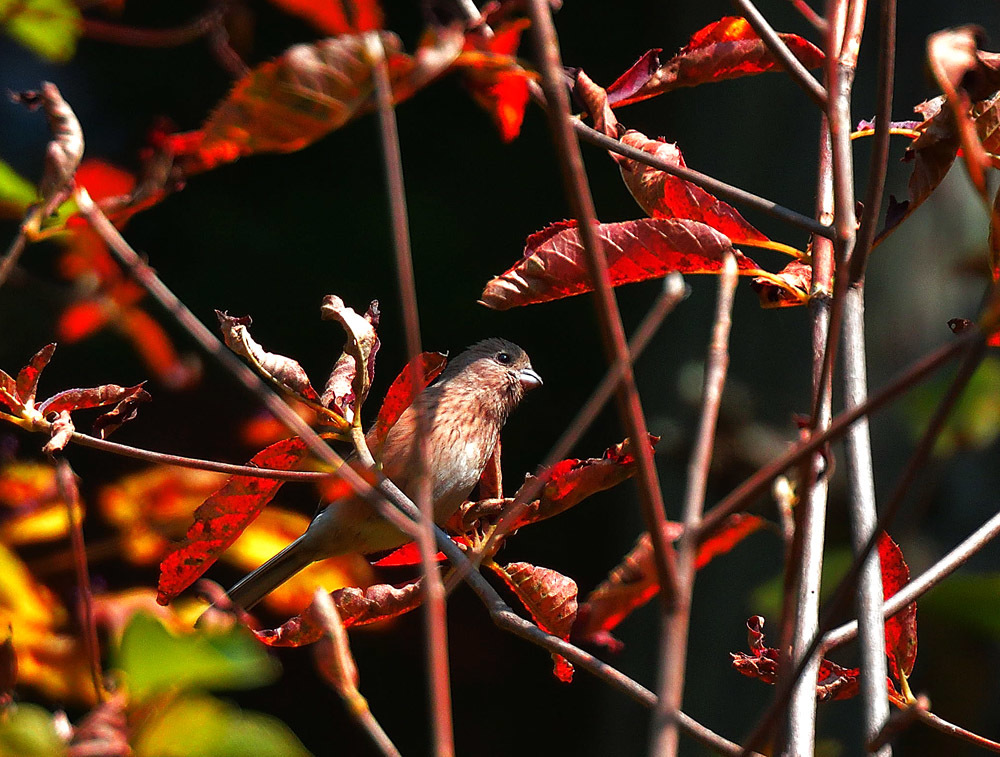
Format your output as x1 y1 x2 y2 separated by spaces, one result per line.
3 0 1000 754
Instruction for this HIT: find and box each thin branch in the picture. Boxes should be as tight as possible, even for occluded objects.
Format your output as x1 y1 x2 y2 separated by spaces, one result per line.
0 228 28 291
824 491 1000 651
53 457 104 703
655 255 738 754
698 328 976 541
731 0 829 108
849 0 896 283
912 703 1000 752
67 431 333 481
569 120 832 239
80 6 224 47
366 32 454 757
526 0 679 610
787 0 828 33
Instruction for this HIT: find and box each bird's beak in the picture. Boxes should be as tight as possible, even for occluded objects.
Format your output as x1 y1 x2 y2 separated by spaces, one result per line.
518 367 543 391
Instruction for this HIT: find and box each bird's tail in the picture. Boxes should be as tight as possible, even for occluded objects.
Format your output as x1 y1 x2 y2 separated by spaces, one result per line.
225 535 316 611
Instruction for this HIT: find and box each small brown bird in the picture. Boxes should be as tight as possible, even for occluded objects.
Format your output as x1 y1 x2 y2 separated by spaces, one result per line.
225 338 541 610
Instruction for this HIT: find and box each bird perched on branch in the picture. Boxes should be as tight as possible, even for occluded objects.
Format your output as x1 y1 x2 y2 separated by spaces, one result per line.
225 338 542 610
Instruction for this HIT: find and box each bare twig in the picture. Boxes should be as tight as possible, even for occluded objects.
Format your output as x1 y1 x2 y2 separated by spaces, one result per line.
788 0 828 33
68 430 332 481
366 32 454 757
912 702 1000 752
655 255 738 754
0 229 28 291
53 457 104 703
80 6 224 47
731 0 829 108
526 0 678 612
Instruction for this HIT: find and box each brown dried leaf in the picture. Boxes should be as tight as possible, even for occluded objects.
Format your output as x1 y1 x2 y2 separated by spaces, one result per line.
215 310 327 410
255 579 424 646
311 589 360 697
16 344 56 408
320 296 380 423
11 83 83 210
42 410 74 454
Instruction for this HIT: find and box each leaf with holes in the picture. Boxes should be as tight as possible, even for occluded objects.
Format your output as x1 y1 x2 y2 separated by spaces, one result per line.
156 437 310 605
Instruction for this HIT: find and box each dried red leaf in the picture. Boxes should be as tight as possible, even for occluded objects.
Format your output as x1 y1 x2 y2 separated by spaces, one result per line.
730 616 862 701
38 383 148 416
607 17 824 108
255 579 424 646
93 386 152 438
366 352 447 457
268 0 382 35
42 410 74 454
216 310 324 407
573 514 761 648
510 435 660 529
460 19 533 142
175 27 463 174
480 218 764 310
320 296 380 423
156 436 309 604
879 532 917 679
16 344 56 407
616 130 771 245
751 259 812 308
497 561 578 640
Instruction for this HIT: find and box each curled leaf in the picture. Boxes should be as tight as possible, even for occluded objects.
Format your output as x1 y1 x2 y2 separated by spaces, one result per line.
751 259 812 308
216 311 325 408
42 410 74 454
16 344 57 409
320 296 380 423
255 579 424 647
311 590 360 697
12 83 83 210
480 218 763 310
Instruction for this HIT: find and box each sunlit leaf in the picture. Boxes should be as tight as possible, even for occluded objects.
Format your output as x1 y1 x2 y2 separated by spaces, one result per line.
115 613 279 701
132 692 311 757
879 532 917 679
0 160 38 217
751 259 812 308
266 0 382 35
156 437 309 604
459 19 533 142
0 0 82 62
480 218 765 310
606 17 824 108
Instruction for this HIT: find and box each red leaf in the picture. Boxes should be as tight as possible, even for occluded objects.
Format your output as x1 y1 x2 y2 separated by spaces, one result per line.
58 301 111 342
156 437 309 604
16 344 56 406
616 130 770 244
480 218 763 310
460 20 533 142
0 369 21 414
267 0 383 35
367 352 447 457
607 17 824 108
0 630 14 708
573 514 761 647
38 383 148 416
879 532 917 679
256 579 424 646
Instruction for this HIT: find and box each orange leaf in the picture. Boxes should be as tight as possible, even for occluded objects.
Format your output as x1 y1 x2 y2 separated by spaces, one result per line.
607 17 824 108
751 259 812 308
460 19 533 142
156 437 309 604
480 218 764 310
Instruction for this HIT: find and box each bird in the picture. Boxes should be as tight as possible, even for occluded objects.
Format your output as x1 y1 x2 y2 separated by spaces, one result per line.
224 338 542 610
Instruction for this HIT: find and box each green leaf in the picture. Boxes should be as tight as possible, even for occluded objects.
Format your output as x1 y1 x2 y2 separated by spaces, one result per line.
1 0 82 62
0 161 38 214
920 573 1000 639
903 356 1000 456
0 703 65 756
114 613 279 701
133 693 312 757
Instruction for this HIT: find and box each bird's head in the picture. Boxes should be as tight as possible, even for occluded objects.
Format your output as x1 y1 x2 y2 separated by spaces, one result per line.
440 337 542 409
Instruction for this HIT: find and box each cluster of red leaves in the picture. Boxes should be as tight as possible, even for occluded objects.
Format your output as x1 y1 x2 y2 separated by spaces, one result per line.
480 18 825 312
731 532 917 701
0 344 151 452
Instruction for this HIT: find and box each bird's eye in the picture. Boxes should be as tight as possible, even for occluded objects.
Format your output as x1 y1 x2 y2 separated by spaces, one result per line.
495 351 512 365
